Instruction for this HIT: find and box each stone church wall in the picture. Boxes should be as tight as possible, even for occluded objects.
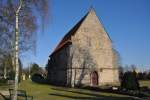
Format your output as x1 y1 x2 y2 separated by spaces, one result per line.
69 10 119 86
48 45 70 86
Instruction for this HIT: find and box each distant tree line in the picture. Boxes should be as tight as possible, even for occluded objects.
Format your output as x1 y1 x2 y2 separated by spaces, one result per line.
119 65 150 81
0 54 23 83
119 64 150 90
137 71 150 80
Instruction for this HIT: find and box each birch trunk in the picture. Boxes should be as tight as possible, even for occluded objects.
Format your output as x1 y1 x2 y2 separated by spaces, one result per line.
13 12 19 100
13 1 22 99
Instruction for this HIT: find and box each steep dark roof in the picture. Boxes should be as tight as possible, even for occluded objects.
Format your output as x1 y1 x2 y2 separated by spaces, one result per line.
50 12 89 56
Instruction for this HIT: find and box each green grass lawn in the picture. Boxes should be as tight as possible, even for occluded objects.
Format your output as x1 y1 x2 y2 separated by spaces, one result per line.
0 95 5 100
139 80 150 88
18 80 136 100
1 80 150 100
0 84 9 90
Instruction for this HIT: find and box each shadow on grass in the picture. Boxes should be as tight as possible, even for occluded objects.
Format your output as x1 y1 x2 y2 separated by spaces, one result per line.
49 93 104 100
49 88 138 100
0 93 9 100
49 93 135 100
51 87 104 97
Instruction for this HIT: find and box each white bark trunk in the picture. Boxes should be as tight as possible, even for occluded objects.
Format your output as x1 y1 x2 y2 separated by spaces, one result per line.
13 1 22 99
13 12 19 100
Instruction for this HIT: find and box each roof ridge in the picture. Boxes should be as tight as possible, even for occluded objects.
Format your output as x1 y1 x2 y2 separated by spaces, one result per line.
50 12 89 56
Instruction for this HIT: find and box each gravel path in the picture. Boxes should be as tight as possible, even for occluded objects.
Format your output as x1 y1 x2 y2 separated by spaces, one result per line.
0 90 9 96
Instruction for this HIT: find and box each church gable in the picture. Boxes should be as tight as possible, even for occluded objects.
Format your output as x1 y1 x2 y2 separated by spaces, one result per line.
70 9 114 70
72 9 112 50
51 9 112 56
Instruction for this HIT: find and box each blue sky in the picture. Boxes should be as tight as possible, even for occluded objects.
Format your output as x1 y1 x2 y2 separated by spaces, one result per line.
23 0 150 70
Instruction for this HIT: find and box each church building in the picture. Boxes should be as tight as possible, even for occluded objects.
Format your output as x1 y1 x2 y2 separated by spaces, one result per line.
47 9 120 87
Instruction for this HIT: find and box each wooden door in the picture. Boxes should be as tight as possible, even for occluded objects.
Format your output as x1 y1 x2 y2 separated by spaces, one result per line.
91 71 98 86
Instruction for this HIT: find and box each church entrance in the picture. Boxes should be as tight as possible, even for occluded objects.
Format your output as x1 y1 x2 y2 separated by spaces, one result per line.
91 71 98 86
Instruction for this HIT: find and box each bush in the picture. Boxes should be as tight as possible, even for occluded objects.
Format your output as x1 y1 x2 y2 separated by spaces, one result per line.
8 71 15 80
31 73 47 84
0 78 7 84
121 71 140 90
140 86 149 91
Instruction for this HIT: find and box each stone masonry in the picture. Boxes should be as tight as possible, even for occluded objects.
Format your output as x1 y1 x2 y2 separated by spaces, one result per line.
47 9 120 87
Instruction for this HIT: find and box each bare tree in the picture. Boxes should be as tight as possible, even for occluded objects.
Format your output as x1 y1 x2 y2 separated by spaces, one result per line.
0 0 49 54
0 0 49 99
1 54 13 79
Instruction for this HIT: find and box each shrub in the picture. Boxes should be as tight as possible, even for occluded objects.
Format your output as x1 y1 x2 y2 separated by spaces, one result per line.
0 78 7 85
121 71 140 90
140 86 149 91
31 73 47 84
8 71 15 80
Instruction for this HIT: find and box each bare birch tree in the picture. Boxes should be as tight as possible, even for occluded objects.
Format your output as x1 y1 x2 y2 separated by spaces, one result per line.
0 0 49 99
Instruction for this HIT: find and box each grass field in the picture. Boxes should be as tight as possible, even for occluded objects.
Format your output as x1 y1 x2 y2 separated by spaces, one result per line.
0 83 10 90
1 80 150 100
139 80 150 88
18 80 135 100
